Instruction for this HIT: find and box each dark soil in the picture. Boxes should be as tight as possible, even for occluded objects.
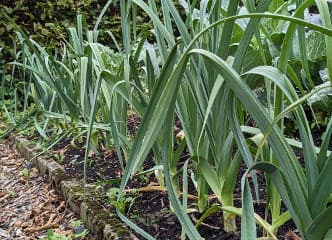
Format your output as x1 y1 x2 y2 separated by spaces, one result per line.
48 118 331 240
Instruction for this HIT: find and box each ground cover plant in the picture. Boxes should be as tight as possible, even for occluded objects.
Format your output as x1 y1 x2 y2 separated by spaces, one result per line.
1 0 332 239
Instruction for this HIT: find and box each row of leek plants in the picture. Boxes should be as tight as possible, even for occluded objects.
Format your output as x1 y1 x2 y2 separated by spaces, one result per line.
2 0 332 239
104 0 332 239
0 12 132 181
1 9 163 196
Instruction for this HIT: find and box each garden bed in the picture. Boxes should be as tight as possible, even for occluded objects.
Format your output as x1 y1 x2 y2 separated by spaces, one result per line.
50 140 300 239
41 117 329 239
6 107 330 239
11 124 330 239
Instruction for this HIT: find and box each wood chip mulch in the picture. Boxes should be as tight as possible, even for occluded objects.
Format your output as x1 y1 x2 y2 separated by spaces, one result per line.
0 141 91 239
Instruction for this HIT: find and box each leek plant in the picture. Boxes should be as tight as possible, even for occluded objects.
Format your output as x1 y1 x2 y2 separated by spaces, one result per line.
1 13 122 144
105 0 332 239
1 8 150 186
0 29 37 138
106 0 273 237
105 0 266 235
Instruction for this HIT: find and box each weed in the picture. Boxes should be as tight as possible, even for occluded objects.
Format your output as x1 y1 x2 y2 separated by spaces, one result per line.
107 188 137 214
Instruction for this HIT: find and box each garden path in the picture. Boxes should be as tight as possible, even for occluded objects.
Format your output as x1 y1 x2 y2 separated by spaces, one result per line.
0 140 90 239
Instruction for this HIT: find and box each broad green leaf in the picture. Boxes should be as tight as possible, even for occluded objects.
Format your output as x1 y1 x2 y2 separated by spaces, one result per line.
309 153 332 217
315 0 332 84
308 81 332 112
271 211 292 233
196 157 222 202
317 116 332 170
306 30 327 61
241 174 256 240
305 206 332 240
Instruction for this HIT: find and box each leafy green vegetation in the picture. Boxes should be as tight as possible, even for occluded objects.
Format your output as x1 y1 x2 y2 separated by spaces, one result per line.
107 187 137 214
0 0 119 56
43 220 89 240
1 0 332 239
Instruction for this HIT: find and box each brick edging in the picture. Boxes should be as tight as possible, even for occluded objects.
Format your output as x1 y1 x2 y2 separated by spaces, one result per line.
10 135 138 240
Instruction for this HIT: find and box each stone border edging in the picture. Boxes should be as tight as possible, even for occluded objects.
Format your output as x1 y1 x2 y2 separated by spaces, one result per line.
11 135 138 240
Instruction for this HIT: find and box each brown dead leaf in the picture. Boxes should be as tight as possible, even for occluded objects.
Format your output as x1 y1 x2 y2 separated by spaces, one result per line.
285 230 302 240
0 194 9 202
25 222 59 233
55 229 74 236
88 149 95 157
0 140 94 239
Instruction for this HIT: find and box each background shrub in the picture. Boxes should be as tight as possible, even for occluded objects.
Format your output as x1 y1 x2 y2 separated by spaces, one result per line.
0 0 122 61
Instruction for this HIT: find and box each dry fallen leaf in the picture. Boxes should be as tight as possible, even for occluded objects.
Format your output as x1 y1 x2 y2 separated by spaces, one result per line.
0 141 91 239
285 230 302 240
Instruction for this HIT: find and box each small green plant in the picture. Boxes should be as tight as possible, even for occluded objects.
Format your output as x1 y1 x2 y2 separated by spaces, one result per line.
53 153 65 164
42 221 88 240
44 230 68 240
8 191 15 198
70 155 79 166
21 168 30 178
107 188 136 214
70 220 89 239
